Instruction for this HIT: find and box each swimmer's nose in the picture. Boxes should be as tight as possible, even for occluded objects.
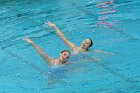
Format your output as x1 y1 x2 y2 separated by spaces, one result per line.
63 57 66 59
83 42 86 45
64 56 69 60
82 43 85 46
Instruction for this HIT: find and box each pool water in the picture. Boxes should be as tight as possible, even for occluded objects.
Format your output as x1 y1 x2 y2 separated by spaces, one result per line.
0 0 140 93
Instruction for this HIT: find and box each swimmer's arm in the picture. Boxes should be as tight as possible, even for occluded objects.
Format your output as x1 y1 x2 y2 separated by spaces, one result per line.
71 58 100 63
92 49 114 55
53 25 77 49
46 21 77 50
31 43 55 64
23 37 55 65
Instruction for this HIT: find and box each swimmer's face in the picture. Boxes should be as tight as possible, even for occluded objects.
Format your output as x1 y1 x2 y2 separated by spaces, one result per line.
81 39 92 49
60 51 70 63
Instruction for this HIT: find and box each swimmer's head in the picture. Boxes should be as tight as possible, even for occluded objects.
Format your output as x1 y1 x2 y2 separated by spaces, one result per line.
59 50 71 64
80 38 93 50
88 38 93 47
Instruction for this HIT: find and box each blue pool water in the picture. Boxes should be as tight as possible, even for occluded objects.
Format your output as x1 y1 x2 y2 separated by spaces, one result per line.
0 0 140 93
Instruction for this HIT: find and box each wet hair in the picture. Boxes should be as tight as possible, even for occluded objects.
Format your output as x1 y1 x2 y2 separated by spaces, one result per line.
61 50 71 55
88 38 93 47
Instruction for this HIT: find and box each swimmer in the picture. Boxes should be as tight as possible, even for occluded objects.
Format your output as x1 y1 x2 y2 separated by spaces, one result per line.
45 21 93 54
45 21 113 55
23 37 71 65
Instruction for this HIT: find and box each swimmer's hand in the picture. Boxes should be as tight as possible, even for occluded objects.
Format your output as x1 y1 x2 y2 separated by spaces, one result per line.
45 20 56 27
22 37 34 44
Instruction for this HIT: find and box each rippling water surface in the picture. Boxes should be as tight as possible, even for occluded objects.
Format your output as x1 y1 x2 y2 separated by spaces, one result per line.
0 0 140 93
